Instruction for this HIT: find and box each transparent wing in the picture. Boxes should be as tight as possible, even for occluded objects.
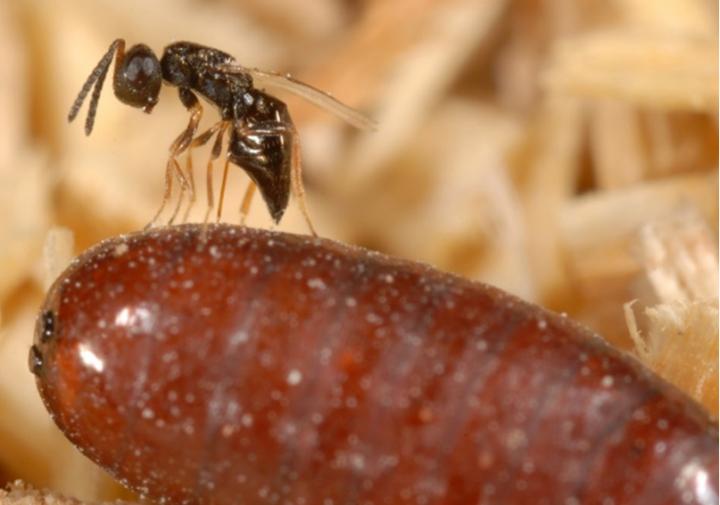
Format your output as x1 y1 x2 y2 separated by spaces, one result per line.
219 64 377 131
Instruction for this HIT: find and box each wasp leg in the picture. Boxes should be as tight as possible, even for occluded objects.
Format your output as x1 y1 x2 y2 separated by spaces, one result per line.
170 88 204 154
216 157 231 223
145 88 203 228
288 124 317 236
168 158 191 225
196 122 229 224
238 181 257 225
170 88 203 222
181 149 196 223
144 156 191 228
183 121 225 222
145 157 175 230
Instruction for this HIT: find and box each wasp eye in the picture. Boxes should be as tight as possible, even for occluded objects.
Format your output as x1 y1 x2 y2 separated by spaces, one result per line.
125 55 157 86
114 44 162 112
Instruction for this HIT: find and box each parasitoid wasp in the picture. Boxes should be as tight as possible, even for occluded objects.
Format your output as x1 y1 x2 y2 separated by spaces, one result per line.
68 39 376 234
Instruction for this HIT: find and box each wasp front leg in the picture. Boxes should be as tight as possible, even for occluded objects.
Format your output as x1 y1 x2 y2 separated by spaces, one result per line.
146 88 204 227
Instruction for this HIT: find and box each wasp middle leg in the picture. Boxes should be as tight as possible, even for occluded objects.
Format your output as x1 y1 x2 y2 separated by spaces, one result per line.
189 121 230 224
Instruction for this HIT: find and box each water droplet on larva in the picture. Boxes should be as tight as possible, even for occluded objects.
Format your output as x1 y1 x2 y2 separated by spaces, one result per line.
113 243 129 256
418 407 433 423
350 453 365 470
307 278 326 290
230 330 249 345
505 429 527 450
287 369 302 385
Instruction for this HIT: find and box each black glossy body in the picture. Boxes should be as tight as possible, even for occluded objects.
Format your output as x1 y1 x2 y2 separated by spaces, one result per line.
160 42 293 220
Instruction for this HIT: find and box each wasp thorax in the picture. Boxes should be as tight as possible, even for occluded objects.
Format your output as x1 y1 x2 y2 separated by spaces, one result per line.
114 44 162 112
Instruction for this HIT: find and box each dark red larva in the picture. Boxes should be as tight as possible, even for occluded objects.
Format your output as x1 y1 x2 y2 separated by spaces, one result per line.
31 224 717 505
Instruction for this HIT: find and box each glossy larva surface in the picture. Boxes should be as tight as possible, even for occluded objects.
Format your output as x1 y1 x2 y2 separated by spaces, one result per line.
32 224 718 505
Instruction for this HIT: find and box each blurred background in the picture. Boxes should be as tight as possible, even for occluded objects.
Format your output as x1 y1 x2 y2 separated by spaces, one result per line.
0 0 717 500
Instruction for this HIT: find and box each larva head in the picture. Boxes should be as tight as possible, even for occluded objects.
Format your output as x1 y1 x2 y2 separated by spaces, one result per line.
28 235 169 482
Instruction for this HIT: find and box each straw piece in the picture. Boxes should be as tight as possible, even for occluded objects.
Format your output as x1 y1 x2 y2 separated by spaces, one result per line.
0 481 133 505
545 30 718 111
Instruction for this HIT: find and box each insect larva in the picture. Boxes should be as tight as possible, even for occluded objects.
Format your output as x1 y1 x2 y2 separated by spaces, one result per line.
31 224 718 505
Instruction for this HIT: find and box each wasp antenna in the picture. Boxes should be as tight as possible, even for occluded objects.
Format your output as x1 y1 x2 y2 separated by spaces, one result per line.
68 39 124 135
84 54 114 135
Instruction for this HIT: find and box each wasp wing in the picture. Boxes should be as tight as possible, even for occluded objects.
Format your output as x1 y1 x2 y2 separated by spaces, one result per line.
219 64 376 131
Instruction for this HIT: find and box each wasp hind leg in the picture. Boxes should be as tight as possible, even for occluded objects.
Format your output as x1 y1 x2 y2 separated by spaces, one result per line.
238 181 257 225
288 124 317 236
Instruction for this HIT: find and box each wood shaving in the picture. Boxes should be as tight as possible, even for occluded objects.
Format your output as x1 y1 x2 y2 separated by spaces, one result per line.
0 0 716 499
624 209 718 416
